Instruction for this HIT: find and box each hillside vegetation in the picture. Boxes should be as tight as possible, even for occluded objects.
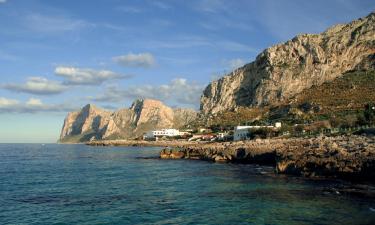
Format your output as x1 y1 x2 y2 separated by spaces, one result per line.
205 70 375 129
292 70 375 113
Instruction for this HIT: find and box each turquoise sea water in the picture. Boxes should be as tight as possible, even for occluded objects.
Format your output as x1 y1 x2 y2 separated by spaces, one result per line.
0 144 374 225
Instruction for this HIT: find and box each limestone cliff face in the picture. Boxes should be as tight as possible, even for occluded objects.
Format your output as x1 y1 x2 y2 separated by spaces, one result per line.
201 11 375 115
59 104 112 141
60 99 198 143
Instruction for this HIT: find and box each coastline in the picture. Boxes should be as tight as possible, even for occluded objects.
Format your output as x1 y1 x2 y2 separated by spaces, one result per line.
86 139 200 148
87 135 375 183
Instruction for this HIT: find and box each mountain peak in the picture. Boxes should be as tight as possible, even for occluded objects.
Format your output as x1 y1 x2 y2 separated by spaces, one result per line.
81 103 103 114
130 98 164 110
60 99 198 142
83 103 95 109
201 11 375 114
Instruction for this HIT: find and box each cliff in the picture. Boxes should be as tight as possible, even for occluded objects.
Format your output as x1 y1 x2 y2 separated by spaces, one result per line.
201 11 375 115
59 99 198 143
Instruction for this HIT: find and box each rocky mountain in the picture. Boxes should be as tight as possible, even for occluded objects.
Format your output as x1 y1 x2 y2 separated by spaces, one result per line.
59 99 198 143
201 11 375 115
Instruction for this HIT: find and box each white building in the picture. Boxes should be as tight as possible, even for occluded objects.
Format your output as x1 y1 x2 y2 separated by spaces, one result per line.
233 123 282 141
217 132 229 141
143 129 185 140
233 126 253 141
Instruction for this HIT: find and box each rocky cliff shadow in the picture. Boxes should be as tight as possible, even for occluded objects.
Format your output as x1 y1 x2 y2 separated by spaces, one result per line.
92 115 101 131
71 106 91 135
78 115 103 142
234 60 268 107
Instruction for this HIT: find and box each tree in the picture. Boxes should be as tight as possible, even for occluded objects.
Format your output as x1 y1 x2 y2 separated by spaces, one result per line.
294 125 304 134
248 128 276 139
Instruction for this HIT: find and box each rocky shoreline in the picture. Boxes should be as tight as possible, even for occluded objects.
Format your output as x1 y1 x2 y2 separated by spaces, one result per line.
87 139 201 148
87 135 375 182
159 135 375 182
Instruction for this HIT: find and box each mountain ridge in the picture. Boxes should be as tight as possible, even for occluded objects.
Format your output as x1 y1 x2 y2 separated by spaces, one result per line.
59 99 198 143
200 11 375 115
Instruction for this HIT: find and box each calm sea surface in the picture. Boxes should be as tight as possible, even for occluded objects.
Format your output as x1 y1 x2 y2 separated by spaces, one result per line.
0 144 374 225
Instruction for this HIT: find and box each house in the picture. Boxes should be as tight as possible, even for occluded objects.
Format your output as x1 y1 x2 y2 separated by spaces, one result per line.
233 122 282 141
143 131 156 140
143 128 187 140
153 129 180 137
233 126 253 141
217 132 230 141
201 134 215 141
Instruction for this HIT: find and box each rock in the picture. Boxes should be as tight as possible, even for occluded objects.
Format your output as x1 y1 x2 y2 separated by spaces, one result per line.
201 11 375 114
160 149 185 159
213 155 228 163
157 135 375 182
234 148 247 160
275 136 375 181
60 99 198 143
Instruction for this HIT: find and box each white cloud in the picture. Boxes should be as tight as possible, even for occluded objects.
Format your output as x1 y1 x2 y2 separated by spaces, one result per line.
0 97 76 113
55 66 130 85
113 53 156 68
26 98 43 106
0 0 7 4
91 78 204 107
0 97 19 107
3 77 67 95
25 13 90 34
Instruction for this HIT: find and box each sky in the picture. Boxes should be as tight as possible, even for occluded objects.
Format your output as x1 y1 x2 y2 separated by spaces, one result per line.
0 0 374 143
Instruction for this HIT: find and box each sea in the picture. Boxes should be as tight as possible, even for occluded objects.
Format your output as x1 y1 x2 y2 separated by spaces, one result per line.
0 144 374 225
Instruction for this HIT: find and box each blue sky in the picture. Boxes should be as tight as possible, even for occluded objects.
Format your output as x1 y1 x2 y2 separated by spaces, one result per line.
0 0 374 143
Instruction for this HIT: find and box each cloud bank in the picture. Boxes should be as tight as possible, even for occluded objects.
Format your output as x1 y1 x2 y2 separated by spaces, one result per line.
3 77 67 95
0 97 76 113
55 66 130 85
91 78 204 106
113 52 156 68
25 13 90 34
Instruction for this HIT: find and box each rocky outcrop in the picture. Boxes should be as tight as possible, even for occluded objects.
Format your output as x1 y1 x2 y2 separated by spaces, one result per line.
276 136 375 181
59 99 198 143
201 11 375 115
60 104 112 142
87 134 375 181
160 149 185 159
158 136 375 182
159 139 281 163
